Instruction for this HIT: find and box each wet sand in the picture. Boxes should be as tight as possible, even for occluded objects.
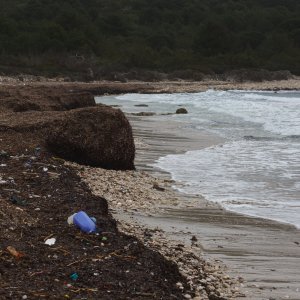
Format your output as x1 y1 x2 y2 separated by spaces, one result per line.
128 115 300 300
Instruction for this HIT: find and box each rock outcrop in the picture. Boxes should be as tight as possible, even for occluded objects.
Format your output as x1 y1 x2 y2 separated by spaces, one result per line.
46 106 135 170
176 107 188 114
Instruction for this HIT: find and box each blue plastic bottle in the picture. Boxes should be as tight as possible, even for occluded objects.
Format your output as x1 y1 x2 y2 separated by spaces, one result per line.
73 211 96 233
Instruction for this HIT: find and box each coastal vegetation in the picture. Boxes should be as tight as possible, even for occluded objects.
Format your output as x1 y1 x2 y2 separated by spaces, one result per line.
0 0 299 78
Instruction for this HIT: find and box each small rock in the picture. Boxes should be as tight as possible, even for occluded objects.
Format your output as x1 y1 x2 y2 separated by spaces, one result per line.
176 108 188 114
134 104 149 107
184 294 192 299
191 235 198 242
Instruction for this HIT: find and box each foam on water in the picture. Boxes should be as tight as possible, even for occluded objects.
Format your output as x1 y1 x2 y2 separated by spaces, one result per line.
98 90 300 228
156 140 300 228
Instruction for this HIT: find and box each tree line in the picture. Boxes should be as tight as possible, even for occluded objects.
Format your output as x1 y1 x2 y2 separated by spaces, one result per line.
0 0 299 77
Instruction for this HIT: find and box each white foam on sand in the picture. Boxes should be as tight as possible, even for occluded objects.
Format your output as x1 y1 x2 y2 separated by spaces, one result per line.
155 139 300 229
98 90 300 228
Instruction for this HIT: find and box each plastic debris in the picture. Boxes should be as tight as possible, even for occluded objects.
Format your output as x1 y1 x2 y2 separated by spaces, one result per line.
7 246 24 259
10 195 27 206
43 167 48 172
45 238 56 246
73 211 96 233
0 150 9 158
90 217 97 224
70 273 79 281
67 213 76 225
101 236 108 241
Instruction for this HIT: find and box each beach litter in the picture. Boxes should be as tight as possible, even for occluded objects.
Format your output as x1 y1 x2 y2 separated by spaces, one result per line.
45 238 56 246
0 150 9 158
68 211 96 233
70 273 79 281
7 246 24 259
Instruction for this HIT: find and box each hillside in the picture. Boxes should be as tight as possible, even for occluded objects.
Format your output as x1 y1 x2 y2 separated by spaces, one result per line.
0 0 299 78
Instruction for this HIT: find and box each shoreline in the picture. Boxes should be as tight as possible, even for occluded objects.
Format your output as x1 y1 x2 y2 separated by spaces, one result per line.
1 77 300 94
1 79 299 299
83 95 300 299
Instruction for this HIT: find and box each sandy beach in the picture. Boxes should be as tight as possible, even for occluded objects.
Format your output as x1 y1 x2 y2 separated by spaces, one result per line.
81 91 300 300
131 115 300 300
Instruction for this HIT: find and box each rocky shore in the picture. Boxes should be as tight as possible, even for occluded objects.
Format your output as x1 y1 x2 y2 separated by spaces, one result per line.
0 78 299 299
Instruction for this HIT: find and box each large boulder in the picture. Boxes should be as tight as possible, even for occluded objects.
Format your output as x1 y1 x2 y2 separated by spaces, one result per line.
46 106 135 170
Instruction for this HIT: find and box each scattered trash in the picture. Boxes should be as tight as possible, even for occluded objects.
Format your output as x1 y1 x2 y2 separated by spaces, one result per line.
70 273 79 281
101 236 108 241
43 167 48 172
90 217 97 224
64 283 73 289
0 163 7 167
45 238 56 246
73 211 96 233
67 213 76 225
7 246 24 259
10 194 27 206
0 150 9 158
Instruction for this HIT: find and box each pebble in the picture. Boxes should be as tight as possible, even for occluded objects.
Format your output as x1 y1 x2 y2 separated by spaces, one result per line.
22 296 28 300
184 294 192 299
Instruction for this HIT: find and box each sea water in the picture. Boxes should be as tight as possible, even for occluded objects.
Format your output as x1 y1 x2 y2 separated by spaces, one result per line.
96 90 300 228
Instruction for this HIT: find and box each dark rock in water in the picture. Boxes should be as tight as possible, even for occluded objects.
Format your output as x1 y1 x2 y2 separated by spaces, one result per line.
191 235 198 242
134 104 149 107
46 106 135 170
51 92 95 110
131 112 156 116
176 108 188 114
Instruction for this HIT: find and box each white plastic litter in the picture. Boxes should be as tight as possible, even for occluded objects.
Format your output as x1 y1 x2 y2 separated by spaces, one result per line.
45 238 56 246
67 213 76 225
